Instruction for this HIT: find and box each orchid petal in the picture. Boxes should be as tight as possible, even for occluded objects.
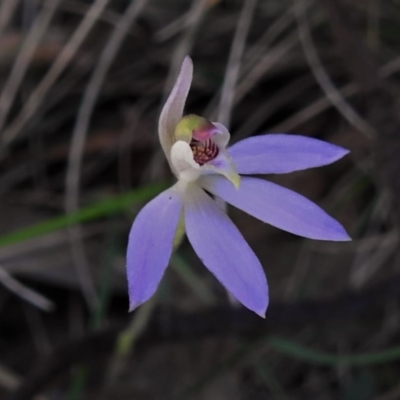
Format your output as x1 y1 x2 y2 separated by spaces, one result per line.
200 175 351 241
183 185 269 316
158 56 193 159
171 140 200 182
229 134 349 175
126 187 182 311
202 150 240 188
212 122 230 148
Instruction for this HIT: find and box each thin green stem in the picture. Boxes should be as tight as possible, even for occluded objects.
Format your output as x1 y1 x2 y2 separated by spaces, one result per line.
268 336 400 366
0 183 167 248
106 297 158 384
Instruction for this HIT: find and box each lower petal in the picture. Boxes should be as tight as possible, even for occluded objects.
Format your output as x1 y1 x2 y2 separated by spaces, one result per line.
126 186 183 311
200 175 351 241
183 185 269 317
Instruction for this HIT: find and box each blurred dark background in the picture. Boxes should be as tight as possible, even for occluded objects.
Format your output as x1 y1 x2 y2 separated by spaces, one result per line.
1 0 400 399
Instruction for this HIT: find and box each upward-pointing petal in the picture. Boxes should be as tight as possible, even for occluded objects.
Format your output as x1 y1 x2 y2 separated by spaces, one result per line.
200 175 351 241
229 134 349 175
158 56 193 160
184 184 269 316
126 186 182 311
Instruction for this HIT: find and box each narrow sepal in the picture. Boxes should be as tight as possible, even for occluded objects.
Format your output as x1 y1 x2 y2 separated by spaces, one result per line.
184 185 269 316
200 175 351 241
158 56 193 160
126 187 183 311
229 134 349 175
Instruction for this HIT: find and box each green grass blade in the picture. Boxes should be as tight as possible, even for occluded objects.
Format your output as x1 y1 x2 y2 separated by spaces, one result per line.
0 183 168 248
269 336 400 366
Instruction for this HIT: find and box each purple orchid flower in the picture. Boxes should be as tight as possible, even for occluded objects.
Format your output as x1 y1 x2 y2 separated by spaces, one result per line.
126 56 350 317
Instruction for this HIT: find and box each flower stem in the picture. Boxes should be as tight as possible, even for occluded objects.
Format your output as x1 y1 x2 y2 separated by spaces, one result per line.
105 296 157 385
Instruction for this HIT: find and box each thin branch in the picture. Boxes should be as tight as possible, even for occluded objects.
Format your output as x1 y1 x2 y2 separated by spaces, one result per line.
204 5 297 120
323 0 384 92
205 31 299 120
163 0 210 98
1 0 112 148
0 267 54 311
0 0 19 36
218 0 257 128
270 55 400 133
65 0 149 310
294 0 375 138
0 0 61 134
323 0 400 231
242 6 294 78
